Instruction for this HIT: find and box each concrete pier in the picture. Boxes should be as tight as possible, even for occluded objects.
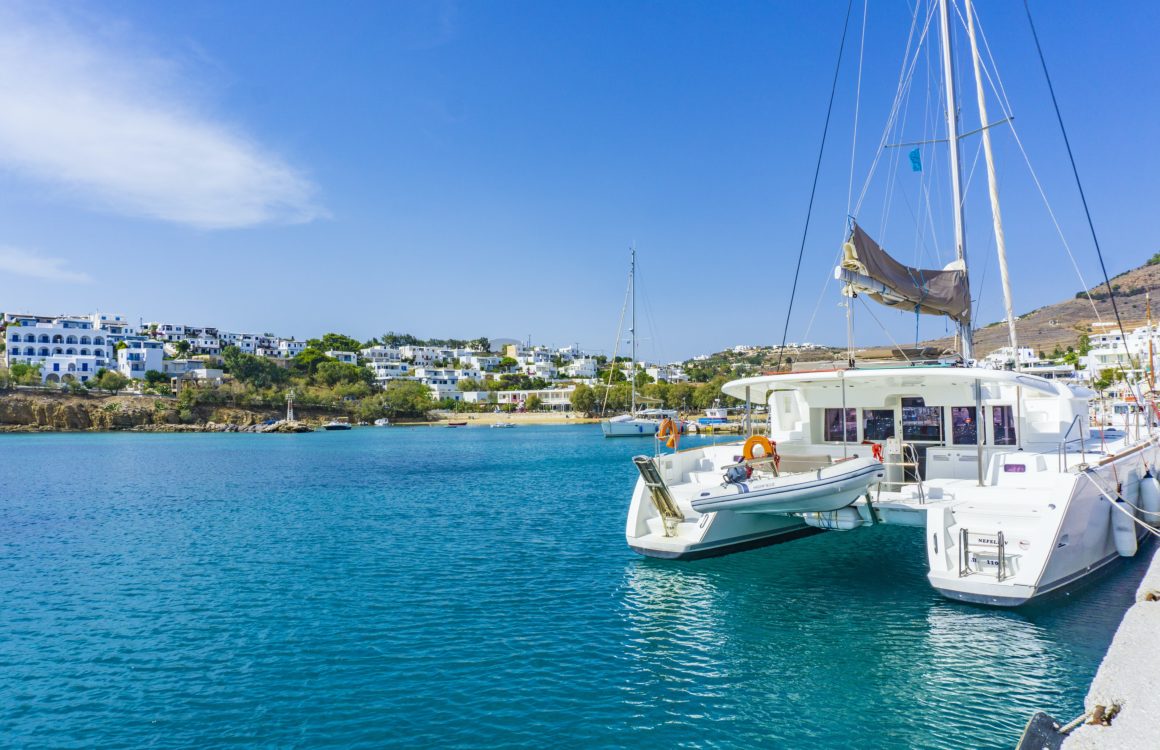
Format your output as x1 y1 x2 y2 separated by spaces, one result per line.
1059 543 1160 749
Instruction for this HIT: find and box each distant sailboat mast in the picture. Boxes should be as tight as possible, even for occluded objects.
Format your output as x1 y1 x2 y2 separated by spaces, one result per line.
629 245 637 414
937 0 973 361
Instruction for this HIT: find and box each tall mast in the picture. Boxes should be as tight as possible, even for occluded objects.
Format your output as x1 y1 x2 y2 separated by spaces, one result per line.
965 0 1017 367
630 246 636 413
938 0 973 361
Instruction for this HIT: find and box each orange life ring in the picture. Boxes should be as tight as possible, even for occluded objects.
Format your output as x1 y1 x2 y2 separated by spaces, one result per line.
657 417 680 450
742 435 779 469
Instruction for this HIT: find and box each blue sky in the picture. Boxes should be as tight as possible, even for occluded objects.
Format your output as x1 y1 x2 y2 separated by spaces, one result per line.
0 1 1156 362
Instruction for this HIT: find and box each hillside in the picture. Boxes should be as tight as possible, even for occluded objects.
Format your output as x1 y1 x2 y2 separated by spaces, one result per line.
915 255 1160 357
683 255 1160 372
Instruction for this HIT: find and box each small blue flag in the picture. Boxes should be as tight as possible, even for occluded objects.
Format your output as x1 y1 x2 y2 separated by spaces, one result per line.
909 148 922 172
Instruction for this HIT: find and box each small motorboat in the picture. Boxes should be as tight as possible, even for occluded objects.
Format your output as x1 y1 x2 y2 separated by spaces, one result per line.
322 419 352 431
447 421 468 428
491 422 516 429
373 418 391 427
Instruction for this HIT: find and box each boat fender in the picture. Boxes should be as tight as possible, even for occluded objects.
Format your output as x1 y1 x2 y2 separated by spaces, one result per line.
1140 472 1160 527
742 435 780 470
657 417 680 450
1112 498 1138 558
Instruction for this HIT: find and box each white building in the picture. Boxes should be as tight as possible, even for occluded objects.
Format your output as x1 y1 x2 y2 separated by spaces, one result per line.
4 314 112 383
462 386 576 411
325 350 358 364
366 361 411 386
277 339 306 359
117 338 165 380
979 347 1040 370
565 358 599 379
362 345 402 363
646 365 689 383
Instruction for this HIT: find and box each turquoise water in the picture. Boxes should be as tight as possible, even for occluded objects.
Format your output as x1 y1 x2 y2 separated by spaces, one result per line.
0 426 1147 749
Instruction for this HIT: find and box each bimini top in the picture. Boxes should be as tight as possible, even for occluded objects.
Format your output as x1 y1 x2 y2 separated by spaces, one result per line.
721 366 1092 404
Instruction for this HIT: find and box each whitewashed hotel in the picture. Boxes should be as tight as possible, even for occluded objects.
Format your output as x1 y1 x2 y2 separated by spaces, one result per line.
4 314 112 383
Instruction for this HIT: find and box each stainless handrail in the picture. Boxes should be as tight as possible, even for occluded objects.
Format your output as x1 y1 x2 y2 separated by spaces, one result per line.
1058 414 1086 472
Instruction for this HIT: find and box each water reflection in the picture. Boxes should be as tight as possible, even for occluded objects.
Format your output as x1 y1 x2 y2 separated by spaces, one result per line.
612 527 1150 748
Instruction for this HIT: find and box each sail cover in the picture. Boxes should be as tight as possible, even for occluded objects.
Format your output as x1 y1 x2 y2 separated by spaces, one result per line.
838 222 971 324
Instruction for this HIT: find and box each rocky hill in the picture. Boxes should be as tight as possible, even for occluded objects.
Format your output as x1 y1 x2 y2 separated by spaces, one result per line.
914 255 1160 357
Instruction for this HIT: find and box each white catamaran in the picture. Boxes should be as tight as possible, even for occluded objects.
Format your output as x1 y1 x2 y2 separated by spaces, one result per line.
623 0 1160 606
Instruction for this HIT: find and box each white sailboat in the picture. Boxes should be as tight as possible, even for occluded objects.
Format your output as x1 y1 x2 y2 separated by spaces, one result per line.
601 247 678 437
623 0 1160 606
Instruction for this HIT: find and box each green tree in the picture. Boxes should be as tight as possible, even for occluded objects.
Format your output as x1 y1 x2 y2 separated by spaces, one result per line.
144 369 168 386
172 340 192 358
457 378 482 392
469 337 491 352
95 370 130 394
381 380 432 418
498 356 519 372
292 347 331 376
381 331 421 347
667 383 695 410
525 394 543 411
570 383 596 414
1077 333 1092 356
307 332 364 354
315 361 374 387
9 362 41 385
223 345 290 388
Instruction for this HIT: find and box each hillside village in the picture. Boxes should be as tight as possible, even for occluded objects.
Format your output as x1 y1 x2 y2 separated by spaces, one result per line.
4 255 1159 419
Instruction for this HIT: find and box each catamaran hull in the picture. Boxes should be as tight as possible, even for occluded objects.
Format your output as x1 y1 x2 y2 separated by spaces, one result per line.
629 523 823 560
925 439 1160 607
690 460 883 515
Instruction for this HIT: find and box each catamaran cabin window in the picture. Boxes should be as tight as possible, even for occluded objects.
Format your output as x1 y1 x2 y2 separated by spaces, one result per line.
902 397 943 442
863 409 895 440
993 405 1017 446
951 407 978 445
824 408 857 442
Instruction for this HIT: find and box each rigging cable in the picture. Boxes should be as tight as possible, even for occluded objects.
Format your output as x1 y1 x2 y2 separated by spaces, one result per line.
1024 0 1136 371
774 0 854 372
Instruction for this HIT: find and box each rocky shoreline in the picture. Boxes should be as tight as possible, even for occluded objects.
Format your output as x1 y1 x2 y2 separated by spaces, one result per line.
0 391 325 433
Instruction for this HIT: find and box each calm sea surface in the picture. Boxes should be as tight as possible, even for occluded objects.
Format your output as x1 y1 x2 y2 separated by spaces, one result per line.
0 426 1148 749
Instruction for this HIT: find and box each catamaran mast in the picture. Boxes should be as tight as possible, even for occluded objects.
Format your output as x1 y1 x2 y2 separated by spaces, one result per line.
964 0 1018 368
937 0 973 361
630 246 636 414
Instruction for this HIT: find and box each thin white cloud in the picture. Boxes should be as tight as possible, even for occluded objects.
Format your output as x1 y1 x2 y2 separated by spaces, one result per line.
0 246 91 283
0 5 324 229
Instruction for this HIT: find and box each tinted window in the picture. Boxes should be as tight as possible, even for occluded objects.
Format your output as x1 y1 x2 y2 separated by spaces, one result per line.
863 409 895 440
824 407 857 442
993 405 1016 446
951 406 978 445
902 398 943 442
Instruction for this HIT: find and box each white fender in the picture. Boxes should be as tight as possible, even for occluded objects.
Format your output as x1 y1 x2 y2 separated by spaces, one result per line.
1112 499 1138 558
802 507 865 531
1140 473 1160 528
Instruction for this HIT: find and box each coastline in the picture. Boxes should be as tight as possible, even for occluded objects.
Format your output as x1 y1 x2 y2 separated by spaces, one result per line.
0 390 605 432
